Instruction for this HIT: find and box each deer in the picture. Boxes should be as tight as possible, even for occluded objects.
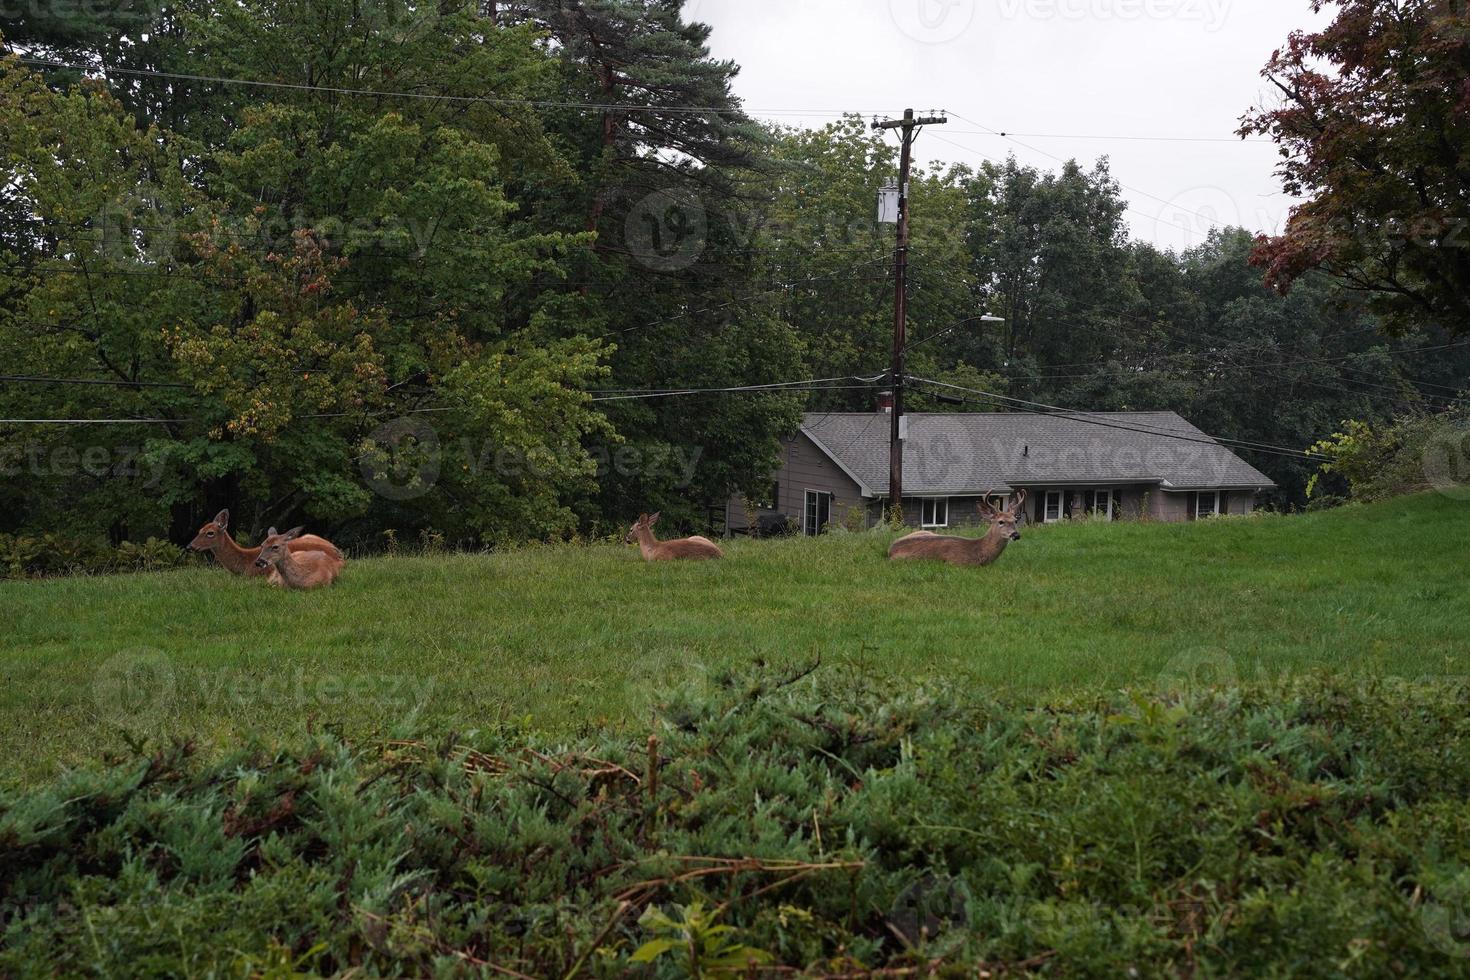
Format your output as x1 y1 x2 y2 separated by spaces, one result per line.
624 512 724 561
888 491 1027 567
252 526 346 589
188 509 342 583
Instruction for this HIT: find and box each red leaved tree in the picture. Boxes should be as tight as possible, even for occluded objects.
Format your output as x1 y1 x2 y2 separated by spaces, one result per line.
1242 0 1470 333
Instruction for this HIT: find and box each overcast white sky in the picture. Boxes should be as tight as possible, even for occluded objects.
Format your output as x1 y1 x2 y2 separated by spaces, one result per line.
691 0 1329 252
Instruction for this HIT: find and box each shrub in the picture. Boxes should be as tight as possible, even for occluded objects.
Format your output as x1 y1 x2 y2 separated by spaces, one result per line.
3 670 1470 976
0 534 188 579
1307 409 1470 502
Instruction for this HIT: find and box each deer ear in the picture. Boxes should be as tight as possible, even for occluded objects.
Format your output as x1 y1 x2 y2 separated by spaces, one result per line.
281 526 305 541
265 527 279 538
214 508 230 529
648 512 661 526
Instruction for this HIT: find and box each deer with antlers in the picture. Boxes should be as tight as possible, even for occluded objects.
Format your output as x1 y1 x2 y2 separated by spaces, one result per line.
888 491 1027 567
253 527 347 589
625 512 724 561
188 509 342 584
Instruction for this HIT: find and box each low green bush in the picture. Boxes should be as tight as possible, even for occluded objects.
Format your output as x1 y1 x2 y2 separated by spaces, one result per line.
0 533 187 579
1307 409 1470 503
3 668 1470 977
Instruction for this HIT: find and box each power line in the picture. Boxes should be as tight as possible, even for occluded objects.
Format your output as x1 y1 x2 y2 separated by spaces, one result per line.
589 374 885 402
925 131 1213 244
940 112 1238 243
0 417 180 424
14 57 882 119
610 258 896 337
0 374 191 388
906 375 1324 462
946 129 1272 145
897 262 1467 403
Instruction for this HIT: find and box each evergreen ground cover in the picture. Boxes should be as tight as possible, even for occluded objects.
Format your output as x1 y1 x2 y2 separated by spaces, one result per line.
3 669 1470 976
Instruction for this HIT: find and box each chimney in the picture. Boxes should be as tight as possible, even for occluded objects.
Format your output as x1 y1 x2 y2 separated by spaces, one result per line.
877 390 894 413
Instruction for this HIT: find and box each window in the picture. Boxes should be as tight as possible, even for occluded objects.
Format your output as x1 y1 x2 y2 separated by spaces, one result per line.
1086 489 1120 521
804 490 832 536
1043 490 1065 523
921 498 949 528
767 480 780 510
1194 491 1220 519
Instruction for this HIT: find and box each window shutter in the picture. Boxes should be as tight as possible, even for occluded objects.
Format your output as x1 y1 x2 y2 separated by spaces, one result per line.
1113 489 1123 520
1188 492 1197 520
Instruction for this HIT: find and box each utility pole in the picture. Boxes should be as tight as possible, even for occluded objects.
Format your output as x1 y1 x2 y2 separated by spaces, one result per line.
873 108 946 523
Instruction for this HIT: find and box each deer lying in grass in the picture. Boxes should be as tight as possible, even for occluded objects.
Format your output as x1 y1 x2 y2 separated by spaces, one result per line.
253 527 346 589
888 492 1027 567
188 509 341 584
625 512 724 561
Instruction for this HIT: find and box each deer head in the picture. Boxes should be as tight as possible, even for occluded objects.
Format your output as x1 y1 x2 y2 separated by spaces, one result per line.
188 509 231 551
253 526 304 569
624 512 660 544
978 491 1025 542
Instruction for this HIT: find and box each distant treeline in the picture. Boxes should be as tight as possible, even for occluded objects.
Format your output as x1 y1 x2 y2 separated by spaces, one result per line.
2 1 1466 550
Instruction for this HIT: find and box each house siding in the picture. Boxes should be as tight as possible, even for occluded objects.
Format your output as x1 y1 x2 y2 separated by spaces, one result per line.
1152 491 1191 522
727 433 867 534
866 495 999 529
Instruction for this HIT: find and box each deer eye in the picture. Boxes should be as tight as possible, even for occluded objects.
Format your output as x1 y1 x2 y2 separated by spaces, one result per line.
207 531 215 537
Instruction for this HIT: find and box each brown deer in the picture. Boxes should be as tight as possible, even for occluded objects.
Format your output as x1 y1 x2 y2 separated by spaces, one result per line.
625 512 724 561
888 491 1027 567
188 509 342 582
253 527 346 589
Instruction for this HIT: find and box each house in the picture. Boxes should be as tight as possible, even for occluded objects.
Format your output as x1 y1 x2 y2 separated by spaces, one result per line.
726 410 1277 534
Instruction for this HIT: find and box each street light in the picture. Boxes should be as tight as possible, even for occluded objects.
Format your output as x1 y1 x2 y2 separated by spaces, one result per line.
903 313 1005 353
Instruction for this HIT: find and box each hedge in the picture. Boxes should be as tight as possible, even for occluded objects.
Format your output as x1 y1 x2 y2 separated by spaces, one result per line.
3 667 1470 977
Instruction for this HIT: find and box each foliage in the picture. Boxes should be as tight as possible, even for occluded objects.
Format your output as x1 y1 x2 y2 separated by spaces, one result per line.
1306 409 1470 501
5 668 1470 976
0 533 185 578
4 0 1470 551
1242 0 1470 334
630 901 774 976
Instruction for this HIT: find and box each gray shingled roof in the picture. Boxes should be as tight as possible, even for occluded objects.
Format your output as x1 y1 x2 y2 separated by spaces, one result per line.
800 412 1277 496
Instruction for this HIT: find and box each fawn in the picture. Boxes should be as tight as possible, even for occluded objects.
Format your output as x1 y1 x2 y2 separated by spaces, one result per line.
625 512 724 561
888 492 1027 567
188 509 341 583
253 526 346 589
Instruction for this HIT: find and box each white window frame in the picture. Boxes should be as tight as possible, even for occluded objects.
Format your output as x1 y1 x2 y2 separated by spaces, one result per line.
803 489 832 537
1195 490 1221 519
921 497 950 529
1090 489 1116 520
1043 489 1065 524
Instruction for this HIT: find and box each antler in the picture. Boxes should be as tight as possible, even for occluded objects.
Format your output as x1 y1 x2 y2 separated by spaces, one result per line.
1012 489 1027 512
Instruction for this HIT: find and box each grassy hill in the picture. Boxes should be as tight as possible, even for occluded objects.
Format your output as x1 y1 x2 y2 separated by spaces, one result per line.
3 493 1467 784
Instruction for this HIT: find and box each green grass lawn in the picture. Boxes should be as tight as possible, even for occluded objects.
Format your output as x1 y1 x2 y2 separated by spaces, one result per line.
3 493 1467 784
